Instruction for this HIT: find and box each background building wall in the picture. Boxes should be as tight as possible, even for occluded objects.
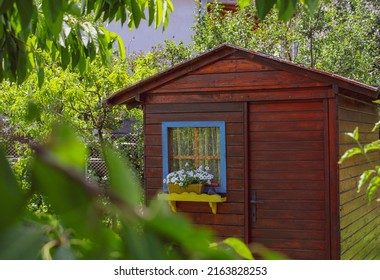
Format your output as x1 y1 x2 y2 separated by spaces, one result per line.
106 0 237 53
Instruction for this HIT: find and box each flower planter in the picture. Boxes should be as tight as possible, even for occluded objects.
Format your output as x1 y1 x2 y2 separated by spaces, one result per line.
167 183 204 194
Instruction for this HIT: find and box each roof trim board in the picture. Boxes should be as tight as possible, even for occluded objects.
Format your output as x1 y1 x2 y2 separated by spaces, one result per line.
104 44 379 107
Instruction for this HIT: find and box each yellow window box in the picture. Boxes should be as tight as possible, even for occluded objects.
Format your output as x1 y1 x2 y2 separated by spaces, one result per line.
157 192 227 214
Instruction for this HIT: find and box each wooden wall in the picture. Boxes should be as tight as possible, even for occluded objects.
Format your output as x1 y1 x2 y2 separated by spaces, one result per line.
144 102 246 240
338 94 380 259
249 100 330 260
142 53 333 256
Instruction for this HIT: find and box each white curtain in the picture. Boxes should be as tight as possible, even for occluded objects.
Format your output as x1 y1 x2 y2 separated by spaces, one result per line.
169 127 220 183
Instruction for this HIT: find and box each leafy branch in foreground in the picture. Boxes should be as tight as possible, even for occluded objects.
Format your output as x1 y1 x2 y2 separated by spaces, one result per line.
339 127 380 203
0 122 256 260
0 0 174 84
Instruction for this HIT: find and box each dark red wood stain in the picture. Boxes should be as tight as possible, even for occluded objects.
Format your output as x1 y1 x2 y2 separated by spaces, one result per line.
105 44 380 260
249 100 330 259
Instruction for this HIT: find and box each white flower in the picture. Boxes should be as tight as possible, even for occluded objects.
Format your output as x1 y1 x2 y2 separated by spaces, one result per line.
163 164 215 189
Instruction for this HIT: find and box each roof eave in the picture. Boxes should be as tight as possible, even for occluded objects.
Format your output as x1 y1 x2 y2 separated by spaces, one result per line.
104 44 380 107
103 44 238 107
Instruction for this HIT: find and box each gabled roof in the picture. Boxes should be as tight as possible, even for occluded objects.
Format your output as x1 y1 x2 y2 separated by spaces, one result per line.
104 44 379 107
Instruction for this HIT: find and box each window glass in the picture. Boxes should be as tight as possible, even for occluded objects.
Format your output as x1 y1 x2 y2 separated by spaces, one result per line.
169 127 221 183
162 121 226 193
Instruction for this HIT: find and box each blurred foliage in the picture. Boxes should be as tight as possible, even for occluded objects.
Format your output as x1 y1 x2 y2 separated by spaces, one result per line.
0 123 256 260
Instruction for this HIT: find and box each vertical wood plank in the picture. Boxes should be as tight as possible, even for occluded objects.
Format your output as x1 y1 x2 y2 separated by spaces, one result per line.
244 102 250 244
143 103 148 205
328 94 340 260
323 99 331 259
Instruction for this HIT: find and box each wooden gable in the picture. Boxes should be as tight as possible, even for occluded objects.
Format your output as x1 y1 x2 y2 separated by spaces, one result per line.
105 44 378 107
149 54 329 94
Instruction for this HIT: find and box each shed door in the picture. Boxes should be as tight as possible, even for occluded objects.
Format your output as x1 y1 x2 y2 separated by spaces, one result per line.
248 100 330 260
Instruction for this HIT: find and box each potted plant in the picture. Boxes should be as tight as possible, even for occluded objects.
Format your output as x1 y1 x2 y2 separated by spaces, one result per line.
163 164 214 194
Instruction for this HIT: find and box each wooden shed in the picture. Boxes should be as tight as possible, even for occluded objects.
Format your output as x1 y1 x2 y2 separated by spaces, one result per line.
105 44 380 260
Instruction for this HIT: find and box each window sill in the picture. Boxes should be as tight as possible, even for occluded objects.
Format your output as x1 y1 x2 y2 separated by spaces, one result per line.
157 192 227 214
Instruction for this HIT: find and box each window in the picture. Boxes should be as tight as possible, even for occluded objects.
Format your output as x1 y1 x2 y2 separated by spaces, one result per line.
162 121 226 193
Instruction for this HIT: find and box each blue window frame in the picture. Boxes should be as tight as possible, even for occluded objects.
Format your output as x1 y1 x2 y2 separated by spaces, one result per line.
162 121 227 193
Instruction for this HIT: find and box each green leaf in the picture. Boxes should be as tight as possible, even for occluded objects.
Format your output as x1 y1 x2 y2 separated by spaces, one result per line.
117 35 126 60
87 42 97 60
131 0 143 28
42 0 65 36
77 51 88 75
62 21 72 38
364 140 380 153
0 223 45 260
48 123 88 170
31 126 102 239
37 67 44 88
78 24 91 47
163 0 173 30
60 45 70 69
367 176 380 202
32 157 96 238
119 5 127 25
277 0 297 21
71 44 81 68
148 0 155 26
97 29 112 66
16 42 27 84
58 32 66 47
372 121 380 132
238 0 252 9
15 0 33 32
358 170 376 192
346 127 359 142
155 0 163 28
0 16 3 40
0 150 26 232
42 0 62 21
145 200 231 259
36 55 45 88
256 0 276 20
223 237 254 260
304 0 320 14
67 2 82 17
338 147 363 164
86 23 99 51
103 145 143 206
